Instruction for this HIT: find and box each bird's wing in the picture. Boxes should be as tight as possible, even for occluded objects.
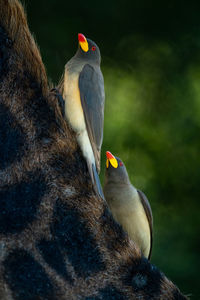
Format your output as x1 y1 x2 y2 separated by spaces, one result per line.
137 189 153 259
79 64 105 173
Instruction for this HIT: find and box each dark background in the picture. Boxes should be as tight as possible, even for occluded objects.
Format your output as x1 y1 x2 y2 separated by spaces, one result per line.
24 0 200 298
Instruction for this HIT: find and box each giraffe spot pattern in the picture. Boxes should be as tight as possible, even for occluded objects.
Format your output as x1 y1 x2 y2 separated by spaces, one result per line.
0 104 25 170
84 286 129 299
22 72 59 142
0 25 13 82
100 207 128 251
37 239 73 284
132 273 147 289
49 150 89 186
50 199 105 278
122 257 163 299
0 172 47 234
3 249 55 300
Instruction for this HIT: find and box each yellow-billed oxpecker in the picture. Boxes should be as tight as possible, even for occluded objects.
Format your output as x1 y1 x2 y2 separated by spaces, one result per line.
104 151 153 259
61 33 105 199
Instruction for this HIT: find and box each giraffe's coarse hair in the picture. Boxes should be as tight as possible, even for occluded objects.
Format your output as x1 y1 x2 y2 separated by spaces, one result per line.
0 0 47 95
0 1 188 299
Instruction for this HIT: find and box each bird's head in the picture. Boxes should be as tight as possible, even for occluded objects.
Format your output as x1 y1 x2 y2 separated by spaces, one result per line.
75 33 101 64
105 151 130 185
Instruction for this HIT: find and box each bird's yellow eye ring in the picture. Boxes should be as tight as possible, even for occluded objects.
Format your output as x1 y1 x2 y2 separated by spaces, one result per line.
91 46 96 51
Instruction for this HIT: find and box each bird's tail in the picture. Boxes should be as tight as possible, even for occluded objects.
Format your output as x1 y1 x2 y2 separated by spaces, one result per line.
87 162 104 200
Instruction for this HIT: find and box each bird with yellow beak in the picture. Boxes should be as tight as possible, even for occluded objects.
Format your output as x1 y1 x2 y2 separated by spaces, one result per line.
59 33 105 199
104 151 153 259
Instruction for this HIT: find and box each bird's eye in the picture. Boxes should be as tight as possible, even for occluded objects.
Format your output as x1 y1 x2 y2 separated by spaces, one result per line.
120 162 123 166
91 46 96 51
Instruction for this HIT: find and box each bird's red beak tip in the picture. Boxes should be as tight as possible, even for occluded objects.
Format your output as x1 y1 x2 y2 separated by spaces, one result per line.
106 151 114 160
78 33 86 42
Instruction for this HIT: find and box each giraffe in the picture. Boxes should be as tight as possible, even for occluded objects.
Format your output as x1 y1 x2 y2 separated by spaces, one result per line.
0 1 188 299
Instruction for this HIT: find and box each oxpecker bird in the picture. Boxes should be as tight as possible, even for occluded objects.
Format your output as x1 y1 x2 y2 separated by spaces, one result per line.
104 151 153 259
60 33 105 198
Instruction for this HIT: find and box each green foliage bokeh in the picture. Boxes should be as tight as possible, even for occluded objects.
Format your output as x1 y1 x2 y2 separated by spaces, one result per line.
25 0 200 298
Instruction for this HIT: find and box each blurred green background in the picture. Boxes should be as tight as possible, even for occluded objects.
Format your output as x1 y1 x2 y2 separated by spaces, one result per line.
25 0 200 298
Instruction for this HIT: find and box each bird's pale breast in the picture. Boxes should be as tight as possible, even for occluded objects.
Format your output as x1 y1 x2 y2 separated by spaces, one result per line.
63 70 86 133
63 66 95 165
106 185 151 258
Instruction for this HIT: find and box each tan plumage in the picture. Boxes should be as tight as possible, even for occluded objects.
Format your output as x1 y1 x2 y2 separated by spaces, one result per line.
59 34 105 199
104 152 153 259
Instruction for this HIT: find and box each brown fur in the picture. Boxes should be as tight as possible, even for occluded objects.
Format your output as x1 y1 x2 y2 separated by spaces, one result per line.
0 0 48 95
0 1 188 299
